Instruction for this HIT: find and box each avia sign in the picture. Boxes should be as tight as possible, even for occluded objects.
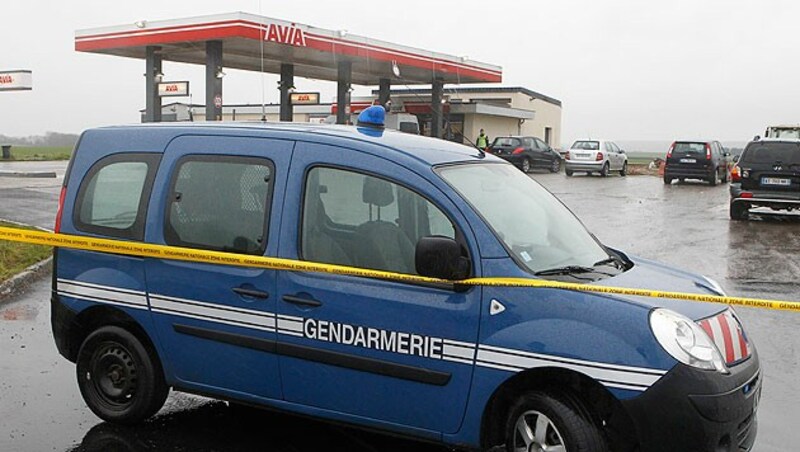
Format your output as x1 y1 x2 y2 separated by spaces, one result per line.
0 70 33 91
157 81 190 97
290 92 320 105
264 23 307 47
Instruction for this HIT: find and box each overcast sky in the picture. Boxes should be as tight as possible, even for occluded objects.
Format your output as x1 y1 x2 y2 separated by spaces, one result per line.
1 0 797 144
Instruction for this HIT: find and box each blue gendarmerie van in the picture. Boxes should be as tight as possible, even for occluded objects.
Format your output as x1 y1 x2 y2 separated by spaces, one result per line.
52 114 760 452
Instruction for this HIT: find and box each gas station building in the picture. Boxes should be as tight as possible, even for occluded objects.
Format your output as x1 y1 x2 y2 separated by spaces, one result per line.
77 12 561 147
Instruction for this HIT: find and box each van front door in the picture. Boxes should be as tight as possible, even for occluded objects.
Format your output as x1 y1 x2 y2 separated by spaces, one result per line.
275 142 482 435
144 135 293 400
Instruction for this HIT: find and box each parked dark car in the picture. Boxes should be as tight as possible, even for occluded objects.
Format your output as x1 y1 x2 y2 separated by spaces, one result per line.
729 138 800 220
664 141 730 185
487 136 561 173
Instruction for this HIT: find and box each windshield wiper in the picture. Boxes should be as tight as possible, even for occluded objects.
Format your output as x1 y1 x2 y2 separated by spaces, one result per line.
593 256 624 269
535 265 599 276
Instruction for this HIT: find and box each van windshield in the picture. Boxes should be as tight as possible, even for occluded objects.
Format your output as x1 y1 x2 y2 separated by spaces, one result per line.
741 142 800 165
437 163 612 274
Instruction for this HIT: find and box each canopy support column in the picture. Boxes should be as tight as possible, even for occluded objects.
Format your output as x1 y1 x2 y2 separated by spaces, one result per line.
431 77 444 138
205 40 223 121
279 63 294 122
144 46 162 123
336 61 352 125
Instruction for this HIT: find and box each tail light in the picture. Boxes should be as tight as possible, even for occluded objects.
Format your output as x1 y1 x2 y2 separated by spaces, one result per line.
740 192 753 199
512 147 525 155
54 186 66 233
705 143 712 160
565 152 571 160
667 142 675 158
596 152 604 161
730 165 741 182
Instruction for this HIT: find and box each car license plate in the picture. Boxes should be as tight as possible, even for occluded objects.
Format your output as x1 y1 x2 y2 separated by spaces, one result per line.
761 177 791 186
576 153 590 158
680 158 696 163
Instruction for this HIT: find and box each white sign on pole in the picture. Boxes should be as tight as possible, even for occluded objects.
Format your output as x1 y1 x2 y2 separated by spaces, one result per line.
0 70 33 91
157 81 190 97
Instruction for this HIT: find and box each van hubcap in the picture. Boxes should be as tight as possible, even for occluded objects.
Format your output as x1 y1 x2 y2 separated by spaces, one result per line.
514 410 566 452
92 344 138 403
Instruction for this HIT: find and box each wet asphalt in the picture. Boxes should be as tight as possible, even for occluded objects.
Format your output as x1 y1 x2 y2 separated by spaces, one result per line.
0 161 798 451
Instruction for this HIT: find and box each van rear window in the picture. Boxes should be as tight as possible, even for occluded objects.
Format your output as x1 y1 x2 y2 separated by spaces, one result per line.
741 142 800 165
74 153 160 240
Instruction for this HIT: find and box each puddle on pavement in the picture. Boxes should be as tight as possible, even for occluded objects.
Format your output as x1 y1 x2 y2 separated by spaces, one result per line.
0 304 39 321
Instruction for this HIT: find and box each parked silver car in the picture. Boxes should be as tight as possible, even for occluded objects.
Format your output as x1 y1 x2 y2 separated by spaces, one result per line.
565 139 628 177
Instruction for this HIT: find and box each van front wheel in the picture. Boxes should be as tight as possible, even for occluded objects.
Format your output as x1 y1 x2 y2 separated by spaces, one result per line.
76 326 168 424
505 391 608 452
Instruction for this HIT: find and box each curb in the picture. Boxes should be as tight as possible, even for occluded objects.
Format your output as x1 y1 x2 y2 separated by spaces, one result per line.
0 256 52 305
0 219 54 305
0 170 57 178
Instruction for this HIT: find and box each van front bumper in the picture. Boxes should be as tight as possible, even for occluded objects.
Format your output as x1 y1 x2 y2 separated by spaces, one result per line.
622 349 760 452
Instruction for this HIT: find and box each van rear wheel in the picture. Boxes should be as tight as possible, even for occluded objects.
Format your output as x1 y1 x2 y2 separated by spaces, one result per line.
76 326 168 424
504 391 608 452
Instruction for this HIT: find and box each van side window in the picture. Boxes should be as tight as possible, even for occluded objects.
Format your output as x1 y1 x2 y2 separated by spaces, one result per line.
301 167 456 275
75 153 160 240
165 156 273 255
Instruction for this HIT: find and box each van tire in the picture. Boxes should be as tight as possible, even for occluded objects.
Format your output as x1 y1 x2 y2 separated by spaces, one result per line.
663 176 672 185
504 391 608 452
76 326 168 424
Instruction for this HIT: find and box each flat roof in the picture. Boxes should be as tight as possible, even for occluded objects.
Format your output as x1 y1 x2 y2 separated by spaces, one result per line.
75 12 502 85
377 86 562 107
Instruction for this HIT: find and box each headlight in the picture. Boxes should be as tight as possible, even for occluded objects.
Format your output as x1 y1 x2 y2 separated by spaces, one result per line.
650 309 727 373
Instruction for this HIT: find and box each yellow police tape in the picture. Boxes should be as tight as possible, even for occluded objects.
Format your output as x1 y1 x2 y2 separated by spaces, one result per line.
1 225 798 313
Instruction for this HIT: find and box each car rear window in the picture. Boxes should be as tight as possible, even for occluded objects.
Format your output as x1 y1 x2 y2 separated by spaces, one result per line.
672 142 707 155
571 141 599 151
492 137 521 147
741 142 800 165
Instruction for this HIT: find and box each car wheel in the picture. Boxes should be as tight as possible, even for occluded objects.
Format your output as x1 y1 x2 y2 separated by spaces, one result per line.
730 202 749 221
721 167 728 183
76 326 169 424
521 158 532 174
504 391 608 452
600 162 610 177
620 162 627 177
709 170 719 186
550 159 561 173
565 169 573 177
663 176 672 185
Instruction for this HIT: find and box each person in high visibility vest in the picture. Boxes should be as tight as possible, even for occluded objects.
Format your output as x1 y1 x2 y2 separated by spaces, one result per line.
475 129 490 149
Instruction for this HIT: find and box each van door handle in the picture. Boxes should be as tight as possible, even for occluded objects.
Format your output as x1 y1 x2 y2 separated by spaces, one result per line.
232 287 270 299
282 295 323 308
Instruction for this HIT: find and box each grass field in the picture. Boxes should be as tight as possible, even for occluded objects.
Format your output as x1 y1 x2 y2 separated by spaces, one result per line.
2 146 72 161
0 222 52 284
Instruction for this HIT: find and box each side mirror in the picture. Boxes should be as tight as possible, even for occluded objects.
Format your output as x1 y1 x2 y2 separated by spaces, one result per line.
415 236 470 280
619 149 626 154
733 155 740 163
724 152 731 157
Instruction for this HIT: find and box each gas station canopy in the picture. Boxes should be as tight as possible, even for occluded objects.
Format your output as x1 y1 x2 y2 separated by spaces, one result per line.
75 12 502 85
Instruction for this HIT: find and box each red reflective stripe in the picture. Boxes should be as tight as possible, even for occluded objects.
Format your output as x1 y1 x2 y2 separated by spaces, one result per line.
717 314 736 363
738 327 749 358
699 319 714 339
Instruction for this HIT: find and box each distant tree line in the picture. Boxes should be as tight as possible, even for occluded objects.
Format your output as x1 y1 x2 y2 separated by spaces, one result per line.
0 132 79 147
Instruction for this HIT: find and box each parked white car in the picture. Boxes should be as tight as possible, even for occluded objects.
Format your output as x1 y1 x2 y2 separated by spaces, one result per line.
565 139 628 177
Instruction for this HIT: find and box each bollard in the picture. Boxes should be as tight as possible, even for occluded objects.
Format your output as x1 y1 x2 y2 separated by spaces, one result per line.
1 145 10 159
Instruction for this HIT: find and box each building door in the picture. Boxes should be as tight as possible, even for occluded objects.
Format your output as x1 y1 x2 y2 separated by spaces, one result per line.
545 127 553 145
